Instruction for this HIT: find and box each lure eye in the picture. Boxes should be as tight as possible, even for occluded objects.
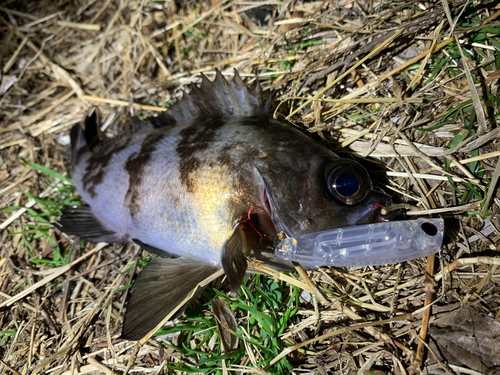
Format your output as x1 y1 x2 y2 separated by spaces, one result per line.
325 160 372 205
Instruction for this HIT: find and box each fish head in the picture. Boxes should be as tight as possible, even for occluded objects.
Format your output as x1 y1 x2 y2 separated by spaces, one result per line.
255 149 391 238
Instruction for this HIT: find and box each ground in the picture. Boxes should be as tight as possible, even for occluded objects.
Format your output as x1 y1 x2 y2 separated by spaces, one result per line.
0 0 500 374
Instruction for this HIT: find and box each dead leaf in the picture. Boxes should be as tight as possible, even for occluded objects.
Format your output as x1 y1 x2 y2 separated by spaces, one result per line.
313 100 322 126
211 298 239 353
0 75 17 94
279 12 302 33
0 170 8 183
486 69 500 83
428 306 500 373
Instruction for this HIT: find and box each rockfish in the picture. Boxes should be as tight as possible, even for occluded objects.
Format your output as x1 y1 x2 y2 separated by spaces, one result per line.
56 70 391 339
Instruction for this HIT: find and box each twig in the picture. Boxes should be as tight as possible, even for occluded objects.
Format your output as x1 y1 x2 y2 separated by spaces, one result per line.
286 29 403 118
267 312 413 368
454 35 487 132
414 254 436 367
0 243 107 308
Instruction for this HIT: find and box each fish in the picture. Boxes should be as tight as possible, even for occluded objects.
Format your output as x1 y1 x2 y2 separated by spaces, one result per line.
56 70 391 340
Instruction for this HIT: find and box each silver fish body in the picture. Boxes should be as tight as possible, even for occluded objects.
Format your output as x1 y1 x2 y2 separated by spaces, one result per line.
58 70 391 339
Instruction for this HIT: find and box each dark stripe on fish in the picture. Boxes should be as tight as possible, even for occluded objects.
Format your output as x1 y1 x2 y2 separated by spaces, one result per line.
176 118 226 192
124 131 165 218
215 136 263 220
82 139 131 198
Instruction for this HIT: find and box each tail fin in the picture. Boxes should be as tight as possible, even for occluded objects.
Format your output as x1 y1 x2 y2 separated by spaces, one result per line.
82 108 101 146
70 108 100 164
54 203 123 243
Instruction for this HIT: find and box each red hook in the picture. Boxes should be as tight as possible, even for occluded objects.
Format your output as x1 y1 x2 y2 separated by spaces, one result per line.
237 206 270 237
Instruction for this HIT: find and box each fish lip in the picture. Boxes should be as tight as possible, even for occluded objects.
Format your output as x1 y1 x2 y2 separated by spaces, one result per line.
354 205 385 225
383 206 401 221
353 196 394 225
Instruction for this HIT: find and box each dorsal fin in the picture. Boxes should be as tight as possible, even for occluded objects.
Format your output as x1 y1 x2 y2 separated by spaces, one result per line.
71 70 268 156
91 114 151 153
151 69 270 127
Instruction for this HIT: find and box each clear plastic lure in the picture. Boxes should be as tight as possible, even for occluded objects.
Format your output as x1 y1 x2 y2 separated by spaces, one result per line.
275 218 444 267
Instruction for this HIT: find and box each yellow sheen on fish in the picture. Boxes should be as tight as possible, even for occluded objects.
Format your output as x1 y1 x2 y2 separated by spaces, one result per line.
55 70 391 340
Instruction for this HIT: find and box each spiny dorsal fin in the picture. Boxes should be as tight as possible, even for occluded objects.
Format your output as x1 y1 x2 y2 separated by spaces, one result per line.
71 70 268 154
153 69 270 127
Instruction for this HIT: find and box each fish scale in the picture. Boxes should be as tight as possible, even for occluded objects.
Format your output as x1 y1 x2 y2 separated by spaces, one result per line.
74 122 252 263
56 70 391 340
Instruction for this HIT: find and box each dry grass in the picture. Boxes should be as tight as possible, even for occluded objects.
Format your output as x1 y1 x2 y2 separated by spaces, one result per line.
1 0 500 374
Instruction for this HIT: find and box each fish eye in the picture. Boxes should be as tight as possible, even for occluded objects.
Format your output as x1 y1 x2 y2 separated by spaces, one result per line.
325 160 372 205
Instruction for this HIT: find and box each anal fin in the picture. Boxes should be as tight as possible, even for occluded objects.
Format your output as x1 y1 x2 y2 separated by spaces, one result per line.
54 203 122 243
132 238 179 258
121 258 219 340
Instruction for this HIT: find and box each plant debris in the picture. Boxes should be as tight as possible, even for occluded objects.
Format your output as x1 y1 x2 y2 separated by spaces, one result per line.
1 0 500 374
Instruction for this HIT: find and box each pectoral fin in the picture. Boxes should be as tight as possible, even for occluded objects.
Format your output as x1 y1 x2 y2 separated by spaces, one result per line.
221 226 248 292
121 258 219 340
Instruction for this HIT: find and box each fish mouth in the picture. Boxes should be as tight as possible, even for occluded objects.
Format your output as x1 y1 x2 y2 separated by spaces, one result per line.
261 188 395 238
354 203 387 225
258 176 395 239
352 191 397 225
